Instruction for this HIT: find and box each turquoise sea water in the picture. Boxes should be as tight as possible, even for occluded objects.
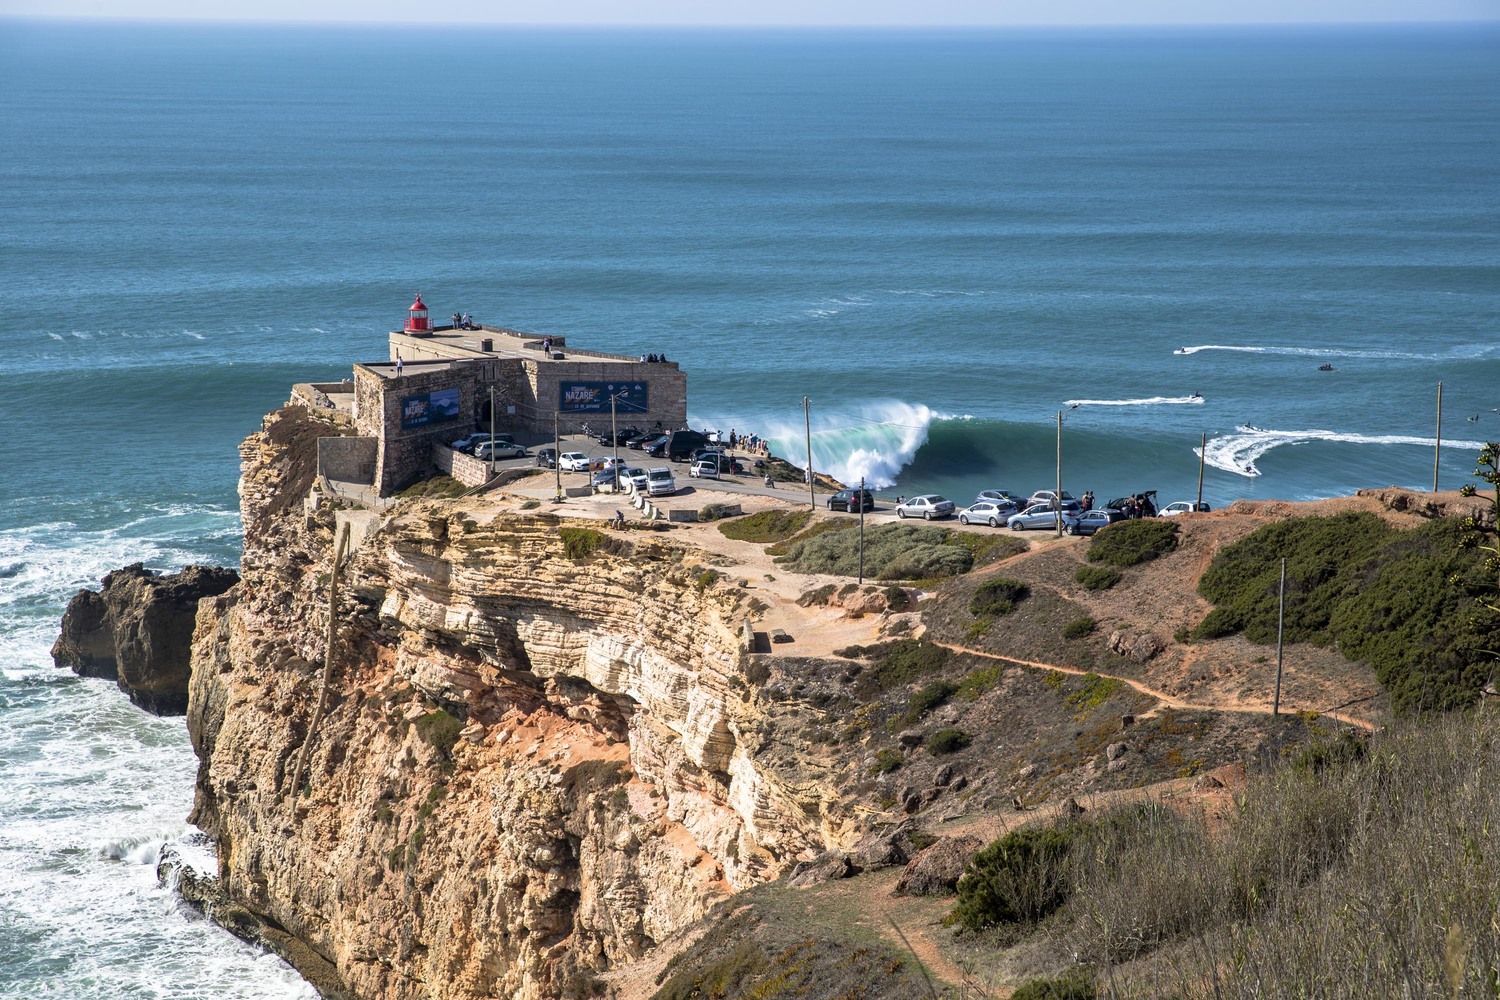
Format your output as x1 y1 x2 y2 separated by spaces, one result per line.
1 21 1497 997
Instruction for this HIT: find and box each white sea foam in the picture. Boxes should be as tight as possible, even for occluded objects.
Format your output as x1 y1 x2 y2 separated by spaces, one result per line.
1199 426 1489 478
1173 343 1500 361
1064 395 1206 407
691 399 937 489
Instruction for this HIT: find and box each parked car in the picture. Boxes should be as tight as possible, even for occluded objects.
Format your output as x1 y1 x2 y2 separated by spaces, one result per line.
591 468 623 489
1160 500 1212 516
473 440 527 460
958 501 1012 527
827 488 875 513
452 432 514 454
975 489 1023 506
559 452 591 472
624 467 650 490
646 467 676 496
895 495 955 520
664 429 711 462
1105 491 1159 517
688 459 720 479
1025 490 1081 513
643 435 670 458
534 447 558 469
1067 508 1129 536
597 426 642 446
589 455 625 472
625 431 659 449
1007 503 1080 531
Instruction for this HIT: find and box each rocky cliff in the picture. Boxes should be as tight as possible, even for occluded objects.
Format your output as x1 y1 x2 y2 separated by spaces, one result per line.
53 562 239 714
186 408 852 999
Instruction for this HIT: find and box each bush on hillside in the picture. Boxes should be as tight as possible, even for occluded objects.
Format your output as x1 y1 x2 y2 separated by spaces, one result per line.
775 523 974 580
970 576 1030 617
951 826 1078 931
927 727 972 755
717 508 812 543
1075 565 1121 591
1196 514 1500 714
1086 518 1179 567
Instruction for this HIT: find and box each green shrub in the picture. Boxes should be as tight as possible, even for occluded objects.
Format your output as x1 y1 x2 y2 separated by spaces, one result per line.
927 728 972 755
698 502 739 522
1196 514 1500 713
775 522 973 580
717 508 812 543
1086 518 1179 567
956 661 1006 700
1075 565 1121 591
1010 973 1098 1000
869 749 904 776
952 826 1078 930
871 639 950 689
413 709 463 758
1063 616 1096 639
520 499 541 510
559 526 626 561
970 577 1030 617
902 681 958 724
883 585 912 612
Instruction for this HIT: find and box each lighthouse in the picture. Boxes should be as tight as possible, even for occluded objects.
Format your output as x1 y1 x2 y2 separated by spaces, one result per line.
405 292 430 335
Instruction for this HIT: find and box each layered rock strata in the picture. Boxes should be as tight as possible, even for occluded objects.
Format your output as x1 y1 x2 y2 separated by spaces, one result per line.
53 562 239 714
185 410 847 999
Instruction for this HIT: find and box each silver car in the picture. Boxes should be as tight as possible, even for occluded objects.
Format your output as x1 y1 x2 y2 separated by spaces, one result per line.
473 441 527 460
895 495 955 520
959 501 1011 527
1007 503 1080 531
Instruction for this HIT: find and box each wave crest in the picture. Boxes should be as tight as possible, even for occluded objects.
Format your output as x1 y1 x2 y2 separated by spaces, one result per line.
1200 426 1488 478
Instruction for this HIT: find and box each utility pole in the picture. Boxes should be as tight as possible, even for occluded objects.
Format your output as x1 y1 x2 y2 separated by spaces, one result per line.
488 386 497 477
610 393 621 490
1055 409 1065 538
1433 380 1443 492
858 476 866 585
1273 557 1286 716
803 395 815 511
1197 431 1206 509
553 410 562 501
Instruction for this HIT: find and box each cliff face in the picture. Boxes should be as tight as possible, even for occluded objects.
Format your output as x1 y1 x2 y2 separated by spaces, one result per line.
53 562 239 714
187 409 845 999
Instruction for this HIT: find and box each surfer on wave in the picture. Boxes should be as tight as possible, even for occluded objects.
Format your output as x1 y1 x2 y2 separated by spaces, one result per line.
1244 462 1258 475
1318 363 1335 371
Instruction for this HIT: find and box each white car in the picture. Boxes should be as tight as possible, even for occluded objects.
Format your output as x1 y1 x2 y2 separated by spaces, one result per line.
559 452 591 472
1160 501 1212 517
958 501 1010 527
647 467 676 496
895 495 955 520
624 467 650 491
473 441 527 460
688 459 720 479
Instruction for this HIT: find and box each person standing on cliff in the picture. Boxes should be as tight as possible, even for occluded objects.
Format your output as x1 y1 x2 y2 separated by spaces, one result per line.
395 356 404 377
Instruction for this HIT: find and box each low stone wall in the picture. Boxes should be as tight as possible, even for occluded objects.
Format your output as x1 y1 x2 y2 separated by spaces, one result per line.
291 383 355 426
433 444 492 489
317 437 377 484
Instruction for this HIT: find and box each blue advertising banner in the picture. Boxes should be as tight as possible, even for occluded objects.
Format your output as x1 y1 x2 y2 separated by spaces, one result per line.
400 387 461 430
559 381 650 415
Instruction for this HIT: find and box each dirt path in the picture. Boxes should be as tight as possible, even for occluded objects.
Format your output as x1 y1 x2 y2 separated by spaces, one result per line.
930 640 1377 731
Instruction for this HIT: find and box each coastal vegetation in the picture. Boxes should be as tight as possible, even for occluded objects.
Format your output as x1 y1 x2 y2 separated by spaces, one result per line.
1192 513 1500 713
944 712 1500 998
1084 518 1178 568
717 508 812 543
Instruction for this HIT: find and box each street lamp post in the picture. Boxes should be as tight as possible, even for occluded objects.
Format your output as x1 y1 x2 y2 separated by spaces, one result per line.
1055 408 1065 538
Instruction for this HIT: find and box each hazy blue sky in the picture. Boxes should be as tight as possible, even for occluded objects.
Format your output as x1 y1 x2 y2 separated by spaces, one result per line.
3 0 1498 25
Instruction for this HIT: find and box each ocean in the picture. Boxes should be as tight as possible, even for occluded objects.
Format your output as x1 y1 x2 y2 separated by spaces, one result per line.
0 19 1496 997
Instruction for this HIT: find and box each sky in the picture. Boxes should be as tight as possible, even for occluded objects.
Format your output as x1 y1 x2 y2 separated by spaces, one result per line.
3 0 1498 26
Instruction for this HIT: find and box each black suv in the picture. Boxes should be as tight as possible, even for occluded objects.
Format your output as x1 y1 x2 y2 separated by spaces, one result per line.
535 447 558 469
827 488 875 513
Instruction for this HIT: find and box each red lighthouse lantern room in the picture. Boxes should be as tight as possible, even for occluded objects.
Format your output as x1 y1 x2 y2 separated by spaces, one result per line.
405 293 430 334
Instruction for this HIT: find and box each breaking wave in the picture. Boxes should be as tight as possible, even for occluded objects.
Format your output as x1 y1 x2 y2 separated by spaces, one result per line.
1063 395 1205 407
1199 426 1488 478
1173 343 1500 361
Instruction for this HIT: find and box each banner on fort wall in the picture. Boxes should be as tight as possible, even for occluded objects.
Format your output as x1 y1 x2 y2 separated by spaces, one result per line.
400 387 461 430
559 381 650 415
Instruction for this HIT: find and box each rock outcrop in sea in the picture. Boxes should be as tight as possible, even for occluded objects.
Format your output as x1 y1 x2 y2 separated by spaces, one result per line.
53 562 239 714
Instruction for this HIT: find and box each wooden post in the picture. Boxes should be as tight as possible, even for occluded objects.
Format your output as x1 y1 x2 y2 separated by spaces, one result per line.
804 396 815 511
1273 557 1286 717
858 476 866 585
1197 431 1206 509
1433 381 1443 492
289 521 350 802
1055 409 1064 538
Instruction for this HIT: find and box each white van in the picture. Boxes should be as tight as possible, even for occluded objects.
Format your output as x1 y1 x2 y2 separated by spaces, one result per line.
647 467 676 496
